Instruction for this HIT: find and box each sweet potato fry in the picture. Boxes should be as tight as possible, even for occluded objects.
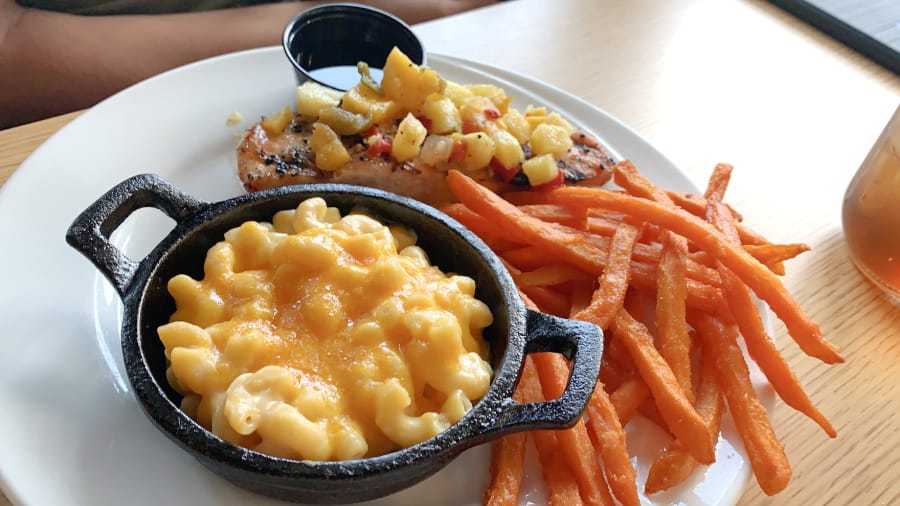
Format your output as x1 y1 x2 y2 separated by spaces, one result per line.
568 279 597 318
519 204 587 228
502 240 724 290
483 432 526 506
474 182 727 304
440 202 523 246
484 349 530 506
500 245 559 271
664 190 784 249
517 359 586 506
665 189 781 239
501 258 572 317
584 216 620 237
544 446 587 506
744 243 810 262
517 280 611 504
690 243 808 275
456 161 832 502
500 189 557 206
702 163 734 202
610 308 716 464
611 161 669 203
516 265 594 287
584 386 640 506
545 184 842 364
574 222 641 330
613 160 694 400
665 190 743 221
532 352 615 506
718 267 836 438
588 208 629 222
599 336 635 393
648 247 722 288
447 170 616 276
644 442 698 496
644 345 724 494
608 376 650 425
488 220 723 315
705 195 835 436
637 398 672 436
690 311 792 495
486 203 720 296
628 264 724 312
520 287 570 317
654 241 693 399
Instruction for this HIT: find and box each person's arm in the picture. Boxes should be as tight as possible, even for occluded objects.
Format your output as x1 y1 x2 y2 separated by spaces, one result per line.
0 0 494 129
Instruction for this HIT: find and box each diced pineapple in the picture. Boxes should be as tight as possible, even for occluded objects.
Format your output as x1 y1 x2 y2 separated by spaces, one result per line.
461 132 496 171
530 124 574 156
501 109 531 144
392 113 428 162
522 154 560 186
341 82 403 124
261 106 293 136
381 47 443 112
460 96 499 121
381 47 417 99
422 93 461 134
525 110 576 136
459 96 500 133
525 115 545 131
491 130 524 169
443 81 474 108
420 68 444 96
225 111 243 126
310 122 350 171
465 84 512 114
295 82 343 118
543 112 575 135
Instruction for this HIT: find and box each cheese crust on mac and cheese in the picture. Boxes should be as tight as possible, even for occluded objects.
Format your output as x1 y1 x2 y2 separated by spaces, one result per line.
158 197 493 461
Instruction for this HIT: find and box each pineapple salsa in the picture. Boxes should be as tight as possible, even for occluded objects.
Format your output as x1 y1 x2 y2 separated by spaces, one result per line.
261 47 579 188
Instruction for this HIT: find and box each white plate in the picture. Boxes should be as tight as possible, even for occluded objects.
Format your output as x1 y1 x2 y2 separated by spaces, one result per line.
0 47 772 506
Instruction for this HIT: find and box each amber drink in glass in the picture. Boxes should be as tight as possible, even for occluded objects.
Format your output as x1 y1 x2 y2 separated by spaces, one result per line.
842 104 900 299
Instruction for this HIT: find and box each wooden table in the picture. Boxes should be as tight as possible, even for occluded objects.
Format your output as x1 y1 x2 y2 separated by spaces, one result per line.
2 0 898 504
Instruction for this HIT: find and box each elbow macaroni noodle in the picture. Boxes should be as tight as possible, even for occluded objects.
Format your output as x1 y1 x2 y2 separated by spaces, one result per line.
158 197 494 460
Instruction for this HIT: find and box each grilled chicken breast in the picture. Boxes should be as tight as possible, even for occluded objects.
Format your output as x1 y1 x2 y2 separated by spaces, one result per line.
237 115 615 206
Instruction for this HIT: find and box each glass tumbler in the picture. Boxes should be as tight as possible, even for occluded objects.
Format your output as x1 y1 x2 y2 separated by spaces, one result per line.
842 104 900 299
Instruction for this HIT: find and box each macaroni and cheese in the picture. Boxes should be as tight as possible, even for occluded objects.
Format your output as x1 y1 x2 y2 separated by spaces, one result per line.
158 197 494 461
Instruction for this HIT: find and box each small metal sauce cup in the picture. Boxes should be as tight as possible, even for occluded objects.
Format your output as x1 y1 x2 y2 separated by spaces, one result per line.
282 3 425 91
66 175 603 504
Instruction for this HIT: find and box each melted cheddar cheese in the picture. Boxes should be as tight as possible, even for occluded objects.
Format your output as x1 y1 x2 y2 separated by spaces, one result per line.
158 197 493 460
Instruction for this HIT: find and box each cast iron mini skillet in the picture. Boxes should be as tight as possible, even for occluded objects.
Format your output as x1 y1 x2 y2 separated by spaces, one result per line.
66 174 603 504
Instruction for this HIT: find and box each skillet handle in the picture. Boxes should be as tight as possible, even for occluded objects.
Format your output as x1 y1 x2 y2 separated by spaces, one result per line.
494 310 603 432
65 174 205 298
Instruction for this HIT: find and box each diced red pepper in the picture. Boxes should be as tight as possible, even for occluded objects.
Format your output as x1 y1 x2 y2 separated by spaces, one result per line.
490 157 521 183
461 120 480 135
484 108 501 120
532 168 565 191
366 137 393 158
448 139 468 164
364 125 379 138
415 115 433 132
